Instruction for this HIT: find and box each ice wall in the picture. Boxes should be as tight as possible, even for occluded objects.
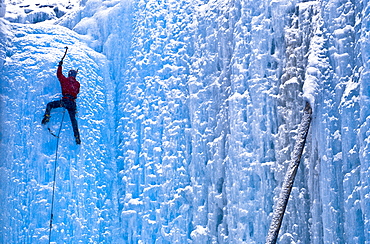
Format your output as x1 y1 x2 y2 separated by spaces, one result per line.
0 0 6 70
359 2 370 242
0 0 5 18
112 0 370 243
3 0 77 24
113 0 299 242
0 23 119 243
1 0 370 243
305 1 367 243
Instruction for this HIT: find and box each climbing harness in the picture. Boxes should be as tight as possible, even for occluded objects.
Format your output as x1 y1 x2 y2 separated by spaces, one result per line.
47 99 68 138
48 108 66 244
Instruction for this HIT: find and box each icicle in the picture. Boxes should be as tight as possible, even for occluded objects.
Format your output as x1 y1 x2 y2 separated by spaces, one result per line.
265 102 312 244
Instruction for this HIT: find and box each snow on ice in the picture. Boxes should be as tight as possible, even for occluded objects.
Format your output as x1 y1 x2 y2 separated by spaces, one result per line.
0 0 370 243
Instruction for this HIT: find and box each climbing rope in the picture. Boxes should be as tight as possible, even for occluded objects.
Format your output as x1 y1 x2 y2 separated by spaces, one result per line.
48 108 66 244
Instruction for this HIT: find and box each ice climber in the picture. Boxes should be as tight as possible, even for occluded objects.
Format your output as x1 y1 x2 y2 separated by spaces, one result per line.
41 60 81 145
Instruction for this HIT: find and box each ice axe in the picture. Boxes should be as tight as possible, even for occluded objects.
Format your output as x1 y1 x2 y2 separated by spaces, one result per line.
59 46 68 64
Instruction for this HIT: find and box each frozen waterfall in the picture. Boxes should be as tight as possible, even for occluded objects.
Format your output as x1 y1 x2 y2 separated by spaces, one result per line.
1 0 369 243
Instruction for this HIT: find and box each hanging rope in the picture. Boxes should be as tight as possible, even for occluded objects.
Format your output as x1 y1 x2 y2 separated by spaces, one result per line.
48 108 66 244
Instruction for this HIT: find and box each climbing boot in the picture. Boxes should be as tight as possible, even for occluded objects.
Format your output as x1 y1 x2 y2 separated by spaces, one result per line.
42 114 50 125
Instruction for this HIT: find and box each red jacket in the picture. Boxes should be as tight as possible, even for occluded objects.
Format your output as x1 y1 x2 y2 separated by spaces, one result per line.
57 65 80 99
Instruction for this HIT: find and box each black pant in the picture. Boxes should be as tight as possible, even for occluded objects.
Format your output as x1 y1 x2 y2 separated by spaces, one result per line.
44 98 80 138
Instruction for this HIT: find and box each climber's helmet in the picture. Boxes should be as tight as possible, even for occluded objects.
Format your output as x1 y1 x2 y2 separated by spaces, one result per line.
68 69 78 78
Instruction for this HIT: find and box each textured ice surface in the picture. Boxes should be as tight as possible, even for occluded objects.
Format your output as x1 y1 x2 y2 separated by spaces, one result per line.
4 0 79 23
1 0 370 243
